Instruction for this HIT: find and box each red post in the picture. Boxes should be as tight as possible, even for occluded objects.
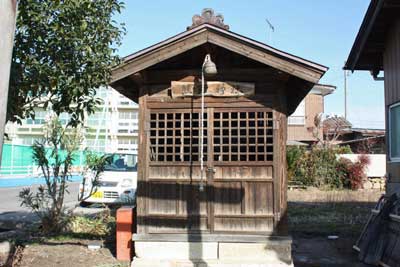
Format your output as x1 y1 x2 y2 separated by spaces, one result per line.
116 206 135 261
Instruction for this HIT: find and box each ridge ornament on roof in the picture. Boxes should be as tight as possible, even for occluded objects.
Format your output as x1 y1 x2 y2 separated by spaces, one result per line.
187 8 229 30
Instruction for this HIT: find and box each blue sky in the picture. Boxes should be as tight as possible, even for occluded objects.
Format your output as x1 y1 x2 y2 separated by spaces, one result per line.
115 0 384 129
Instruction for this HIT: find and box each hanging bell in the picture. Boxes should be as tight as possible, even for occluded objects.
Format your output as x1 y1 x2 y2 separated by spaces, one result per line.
203 54 217 76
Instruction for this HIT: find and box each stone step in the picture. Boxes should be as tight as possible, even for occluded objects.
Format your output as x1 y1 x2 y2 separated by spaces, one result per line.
132 258 293 267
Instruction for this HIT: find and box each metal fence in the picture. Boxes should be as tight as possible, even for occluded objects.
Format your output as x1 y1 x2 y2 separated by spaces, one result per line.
0 144 99 177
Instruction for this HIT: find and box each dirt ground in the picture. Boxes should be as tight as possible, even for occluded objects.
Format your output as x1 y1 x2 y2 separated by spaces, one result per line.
288 188 382 266
10 239 128 267
2 188 382 267
8 236 367 267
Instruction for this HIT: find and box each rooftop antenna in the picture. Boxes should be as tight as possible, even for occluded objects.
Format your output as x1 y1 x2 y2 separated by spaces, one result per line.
265 18 275 44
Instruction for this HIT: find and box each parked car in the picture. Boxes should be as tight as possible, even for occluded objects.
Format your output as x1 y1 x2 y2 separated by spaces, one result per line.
79 153 137 205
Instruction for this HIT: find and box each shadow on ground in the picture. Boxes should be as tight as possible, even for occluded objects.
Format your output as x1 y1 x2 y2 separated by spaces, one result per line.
288 199 377 267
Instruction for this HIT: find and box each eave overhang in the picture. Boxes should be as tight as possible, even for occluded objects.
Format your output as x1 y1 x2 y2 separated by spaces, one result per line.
310 84 336 97
110 23 327 85
344 0 400 72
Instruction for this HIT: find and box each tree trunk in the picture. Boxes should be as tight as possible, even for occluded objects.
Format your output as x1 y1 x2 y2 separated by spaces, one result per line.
0 0 18 166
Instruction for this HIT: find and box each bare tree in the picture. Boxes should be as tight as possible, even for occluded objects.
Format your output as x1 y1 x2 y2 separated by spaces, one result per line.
312 114 350 147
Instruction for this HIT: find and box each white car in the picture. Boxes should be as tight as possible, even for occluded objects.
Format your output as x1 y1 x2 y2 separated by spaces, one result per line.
79 153 137 205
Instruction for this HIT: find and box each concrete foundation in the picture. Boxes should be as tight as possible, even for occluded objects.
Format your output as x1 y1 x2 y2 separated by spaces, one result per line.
131 235 293 267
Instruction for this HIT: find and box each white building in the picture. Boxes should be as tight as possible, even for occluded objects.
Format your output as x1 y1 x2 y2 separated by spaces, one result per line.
5 87 139 154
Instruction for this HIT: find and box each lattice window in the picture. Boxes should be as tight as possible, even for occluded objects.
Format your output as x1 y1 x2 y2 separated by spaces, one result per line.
150 111 208 162
213 111 274 162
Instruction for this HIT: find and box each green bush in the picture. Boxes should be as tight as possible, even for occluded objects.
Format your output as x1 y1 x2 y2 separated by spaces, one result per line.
287 146 306 181
336 145 353 154
287 145 349 189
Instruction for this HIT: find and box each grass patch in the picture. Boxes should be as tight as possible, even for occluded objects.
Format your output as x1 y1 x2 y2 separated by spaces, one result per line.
69 213 115 237
288 201 374 237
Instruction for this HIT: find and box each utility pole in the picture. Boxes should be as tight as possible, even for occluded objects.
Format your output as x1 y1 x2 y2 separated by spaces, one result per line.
0 0 18 166
344 64 348 120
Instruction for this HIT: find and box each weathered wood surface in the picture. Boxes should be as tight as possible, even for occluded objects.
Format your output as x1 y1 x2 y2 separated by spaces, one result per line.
141 105 281 234
384 20 400 191
111 25 326 84
132 233 292 242
171 81 255 98
207 31 322 83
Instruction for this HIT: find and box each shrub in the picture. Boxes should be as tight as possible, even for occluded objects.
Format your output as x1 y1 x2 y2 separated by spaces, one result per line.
69 210 115 237
288 145 346 188
287 146 306 181
336 158 353 188
19 116 109 234
336 145 353 154
340 154 371 190
287 145 362 189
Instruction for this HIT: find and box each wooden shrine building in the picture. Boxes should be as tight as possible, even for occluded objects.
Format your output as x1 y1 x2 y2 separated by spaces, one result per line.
110 9 328 267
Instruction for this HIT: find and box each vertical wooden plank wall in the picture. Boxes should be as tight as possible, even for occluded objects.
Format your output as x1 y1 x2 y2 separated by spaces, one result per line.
384 19 400 195
137 87 149 234
134 70 296 236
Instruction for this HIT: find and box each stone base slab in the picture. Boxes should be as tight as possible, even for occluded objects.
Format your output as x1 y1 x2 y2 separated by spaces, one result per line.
132 237 293 267
131 258 293 267
135 241 219 260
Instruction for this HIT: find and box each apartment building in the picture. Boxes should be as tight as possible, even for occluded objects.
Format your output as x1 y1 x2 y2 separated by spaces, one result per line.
5 87 139 154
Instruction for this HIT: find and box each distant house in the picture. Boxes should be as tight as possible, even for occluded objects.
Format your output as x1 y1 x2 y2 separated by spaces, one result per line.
287 84 335 144
323 115 353 143
344 0 400 195
323 116 385 153
338 128 385 154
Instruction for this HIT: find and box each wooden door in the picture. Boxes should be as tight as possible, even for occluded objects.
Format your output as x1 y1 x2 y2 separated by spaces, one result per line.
147 109 210 233
146 107 277 234
210 108 276 233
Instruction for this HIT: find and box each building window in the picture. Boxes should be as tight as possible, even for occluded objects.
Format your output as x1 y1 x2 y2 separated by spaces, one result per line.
87 111 108 127
26 110 47 125
118 111 138 120
85 138 106 152
288 100 305 125
22 136 42 145
118 138 137 145
389 102 400 161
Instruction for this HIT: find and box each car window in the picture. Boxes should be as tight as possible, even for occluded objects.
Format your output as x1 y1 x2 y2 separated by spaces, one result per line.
104 154 137 172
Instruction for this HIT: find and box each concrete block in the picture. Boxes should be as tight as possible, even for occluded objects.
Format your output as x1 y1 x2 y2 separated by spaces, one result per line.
132 258 293 267
0 241 11 254
132 258 170 267
198 259 293 267
135 241 218 260
218 242 291 263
